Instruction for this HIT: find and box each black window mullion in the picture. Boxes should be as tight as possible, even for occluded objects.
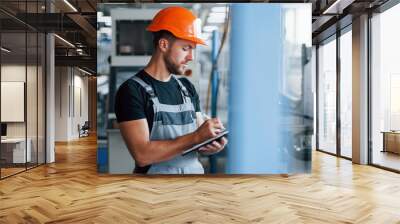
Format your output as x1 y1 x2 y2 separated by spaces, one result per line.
367 11 373 165
336 29 341 157
43 0 48 165
73 68 75 118
25 0 28 171
36 0 39 167
316 44 320 151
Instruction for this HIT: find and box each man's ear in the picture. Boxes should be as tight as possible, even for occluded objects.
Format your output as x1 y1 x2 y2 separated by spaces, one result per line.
158 38 169 53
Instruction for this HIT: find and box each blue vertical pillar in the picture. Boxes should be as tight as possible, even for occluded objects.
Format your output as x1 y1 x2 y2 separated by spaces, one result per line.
209 30 219 173
211 30 219 118
227 4 284 174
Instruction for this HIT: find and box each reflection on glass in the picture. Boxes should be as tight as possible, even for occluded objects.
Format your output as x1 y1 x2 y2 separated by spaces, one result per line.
371 3 400 171
0 1 46 179
318 37 337 154
340 29 352 158
1 31 27 177
280 4 312 173
390 75 400 130
27 32 38 169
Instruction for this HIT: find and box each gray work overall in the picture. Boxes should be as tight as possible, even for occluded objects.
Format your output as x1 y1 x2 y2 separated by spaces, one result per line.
131 75 204 174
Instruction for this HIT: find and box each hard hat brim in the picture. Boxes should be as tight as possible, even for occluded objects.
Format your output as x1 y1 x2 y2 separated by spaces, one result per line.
147 26 207 46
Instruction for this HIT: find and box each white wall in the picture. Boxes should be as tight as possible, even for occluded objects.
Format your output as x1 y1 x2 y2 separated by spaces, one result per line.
1 65 26 142
55 66 68 141
72 72 89 138
55 67 89 141
1 65 39 138
1 66 25 129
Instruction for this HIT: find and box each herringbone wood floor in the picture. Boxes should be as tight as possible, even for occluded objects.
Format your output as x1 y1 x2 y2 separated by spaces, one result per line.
1 135 400 223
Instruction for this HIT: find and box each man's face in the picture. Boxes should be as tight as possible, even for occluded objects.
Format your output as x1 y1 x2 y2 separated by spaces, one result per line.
163 39 196 75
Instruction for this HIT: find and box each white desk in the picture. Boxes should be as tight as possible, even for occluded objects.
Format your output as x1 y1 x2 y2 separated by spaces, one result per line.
1 138 31 163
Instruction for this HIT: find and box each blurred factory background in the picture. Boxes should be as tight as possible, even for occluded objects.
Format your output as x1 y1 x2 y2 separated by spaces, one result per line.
96 3 312 174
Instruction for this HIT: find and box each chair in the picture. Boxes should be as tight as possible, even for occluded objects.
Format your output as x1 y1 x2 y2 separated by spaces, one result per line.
78 121 90 138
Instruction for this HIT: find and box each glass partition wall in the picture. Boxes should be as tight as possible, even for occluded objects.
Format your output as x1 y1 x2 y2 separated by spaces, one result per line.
317 35 337 155
316 26 353 160
315 1 400 172
339 27 352 159
0 30 27 177
0 1 46 179
370 3 400 171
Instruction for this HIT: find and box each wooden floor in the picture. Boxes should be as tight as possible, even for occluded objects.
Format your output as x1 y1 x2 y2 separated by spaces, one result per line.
1 163 45 178
0 167 26 178
1 135 400 223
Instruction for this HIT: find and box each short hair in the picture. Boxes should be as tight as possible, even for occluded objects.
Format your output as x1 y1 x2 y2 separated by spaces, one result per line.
152 30 176 48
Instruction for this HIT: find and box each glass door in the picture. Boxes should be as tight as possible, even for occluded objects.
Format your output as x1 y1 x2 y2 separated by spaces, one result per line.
1 30 28 178
339 27 352 159
317 35 337 155
370 3 400 171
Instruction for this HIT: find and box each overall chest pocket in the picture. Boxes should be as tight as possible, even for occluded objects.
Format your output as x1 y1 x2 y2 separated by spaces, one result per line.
155 110 195 126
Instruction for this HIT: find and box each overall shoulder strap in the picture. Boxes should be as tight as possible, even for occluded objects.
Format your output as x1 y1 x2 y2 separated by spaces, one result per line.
173 75 189 97
131 76 156 98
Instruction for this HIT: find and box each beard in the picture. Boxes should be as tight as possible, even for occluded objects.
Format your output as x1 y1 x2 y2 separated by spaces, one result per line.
163 53 184 75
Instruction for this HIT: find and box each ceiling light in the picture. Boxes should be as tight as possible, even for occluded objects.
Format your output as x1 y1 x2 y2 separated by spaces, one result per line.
54 34 75 48
78 67 92 76
1 47 11 53
63 0 78 12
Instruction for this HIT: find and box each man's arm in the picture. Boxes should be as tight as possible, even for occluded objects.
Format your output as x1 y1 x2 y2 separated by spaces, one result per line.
119 117 223 167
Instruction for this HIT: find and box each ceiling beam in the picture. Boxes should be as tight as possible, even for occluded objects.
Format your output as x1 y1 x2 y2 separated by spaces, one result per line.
67 13 97 47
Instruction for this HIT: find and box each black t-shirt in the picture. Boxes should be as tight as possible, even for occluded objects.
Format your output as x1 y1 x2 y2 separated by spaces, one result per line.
115 70 201 132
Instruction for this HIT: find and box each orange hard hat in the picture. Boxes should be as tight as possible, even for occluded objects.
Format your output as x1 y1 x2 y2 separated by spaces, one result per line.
147 6 206 45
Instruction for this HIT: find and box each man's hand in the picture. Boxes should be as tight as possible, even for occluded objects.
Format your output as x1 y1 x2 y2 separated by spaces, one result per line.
198 136 228 155
194 118 224 143
193 117 228 155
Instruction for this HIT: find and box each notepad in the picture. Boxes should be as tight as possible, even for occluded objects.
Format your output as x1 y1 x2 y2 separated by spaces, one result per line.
182 130 229 156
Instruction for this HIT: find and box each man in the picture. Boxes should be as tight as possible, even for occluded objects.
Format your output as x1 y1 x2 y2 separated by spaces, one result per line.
115 6 227 174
